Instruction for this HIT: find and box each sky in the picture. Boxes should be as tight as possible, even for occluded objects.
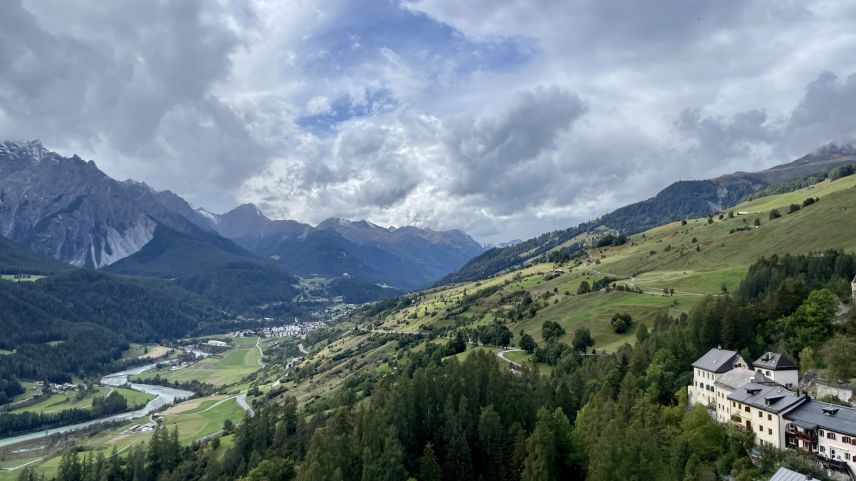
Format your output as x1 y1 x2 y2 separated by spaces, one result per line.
1 0 856 243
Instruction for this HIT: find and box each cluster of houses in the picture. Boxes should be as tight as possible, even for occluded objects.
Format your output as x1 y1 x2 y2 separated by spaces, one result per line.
33 381 80 393
257 320 328 339
689 348 856 479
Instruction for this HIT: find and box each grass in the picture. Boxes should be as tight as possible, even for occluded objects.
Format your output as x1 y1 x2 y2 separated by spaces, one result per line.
132 342 261 387
0 274 43 283
9 387 154 414
122 343 171 360
0 395 246 481
371 174 856 355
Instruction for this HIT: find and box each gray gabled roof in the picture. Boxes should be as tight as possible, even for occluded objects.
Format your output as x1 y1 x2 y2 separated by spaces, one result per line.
753 352 797 371
692 348 739 373
784 399 856 437
769 466 819 481
727 380 807 414
715 368 756 391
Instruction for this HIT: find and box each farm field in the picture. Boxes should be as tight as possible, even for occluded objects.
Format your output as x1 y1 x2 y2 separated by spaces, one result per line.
131 340 262 388
0 395 246 481
0 274 43 282
8 387 154 414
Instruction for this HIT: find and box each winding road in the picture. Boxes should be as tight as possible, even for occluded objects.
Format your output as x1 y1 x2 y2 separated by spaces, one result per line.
255 337 265 367
297 343 309 355
236 394 254 417
497 349 524 367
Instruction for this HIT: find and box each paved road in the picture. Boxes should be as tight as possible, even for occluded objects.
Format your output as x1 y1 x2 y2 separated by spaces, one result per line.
1 457 44 472
236 394 254 417
497 349 524 367
199 395 237 413
255 337 265 367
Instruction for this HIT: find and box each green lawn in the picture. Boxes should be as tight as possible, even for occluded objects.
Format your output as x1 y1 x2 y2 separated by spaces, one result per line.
132 345 261 387
0 395 246 481
0 274 44 282
10 387 154 414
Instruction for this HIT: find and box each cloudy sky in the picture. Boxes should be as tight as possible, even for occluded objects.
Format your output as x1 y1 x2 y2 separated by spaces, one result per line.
2 0 855 242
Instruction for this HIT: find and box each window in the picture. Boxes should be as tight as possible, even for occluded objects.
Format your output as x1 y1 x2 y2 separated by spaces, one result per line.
759 425 763 432
745 406 750 413
820 446 825 453
843 436 851 444
758 410 763 418
768 414 772 421
828 432 836 440
768 429 772 435
846 453 851 461
819 429 824 436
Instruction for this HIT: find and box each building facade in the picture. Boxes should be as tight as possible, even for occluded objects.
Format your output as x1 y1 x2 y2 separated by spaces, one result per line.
785 400 856 478
688 348 750 408
727 379 807 448
753 352 799 389
714 368 756 423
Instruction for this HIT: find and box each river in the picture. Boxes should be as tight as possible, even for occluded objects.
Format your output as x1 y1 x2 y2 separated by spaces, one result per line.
0 363 194 449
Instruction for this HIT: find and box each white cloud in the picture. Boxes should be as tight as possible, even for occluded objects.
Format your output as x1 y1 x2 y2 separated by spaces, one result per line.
2 0 856 242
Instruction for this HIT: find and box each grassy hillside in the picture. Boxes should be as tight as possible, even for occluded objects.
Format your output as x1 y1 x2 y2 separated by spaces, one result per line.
359 174 856 352
442 152 856 285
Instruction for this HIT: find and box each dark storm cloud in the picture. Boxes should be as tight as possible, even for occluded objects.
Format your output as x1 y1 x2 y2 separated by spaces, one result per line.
1 0 854 242
0 0 265 209
442 87 586 210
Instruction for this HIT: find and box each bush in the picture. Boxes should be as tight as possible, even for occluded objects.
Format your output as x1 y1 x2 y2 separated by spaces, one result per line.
788 204 801 214
610 312 632 333
768 209 781 220
801 197 816 208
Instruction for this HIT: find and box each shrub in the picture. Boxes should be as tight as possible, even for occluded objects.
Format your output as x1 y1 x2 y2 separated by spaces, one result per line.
610 312 632 333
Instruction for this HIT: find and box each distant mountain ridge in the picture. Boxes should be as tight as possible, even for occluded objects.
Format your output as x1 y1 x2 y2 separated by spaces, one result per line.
201 206 486 290
0 140 484 290
441 142 856 284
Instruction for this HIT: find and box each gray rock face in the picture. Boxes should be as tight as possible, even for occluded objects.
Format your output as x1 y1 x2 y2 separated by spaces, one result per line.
0 140 215 268
0 140 485 286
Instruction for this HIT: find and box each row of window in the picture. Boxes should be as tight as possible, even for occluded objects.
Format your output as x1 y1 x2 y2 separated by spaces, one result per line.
817 430 856 445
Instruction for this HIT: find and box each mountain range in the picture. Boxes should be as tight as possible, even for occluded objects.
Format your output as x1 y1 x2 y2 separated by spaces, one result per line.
0 140 485 291
441 142 856 284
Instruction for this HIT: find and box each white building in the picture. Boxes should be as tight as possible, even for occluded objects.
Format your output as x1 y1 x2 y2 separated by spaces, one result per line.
753 352 799 389
784 400 856 479
727 378 807 449
204 340 228 348
714 368 756 423
688 348 751 408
